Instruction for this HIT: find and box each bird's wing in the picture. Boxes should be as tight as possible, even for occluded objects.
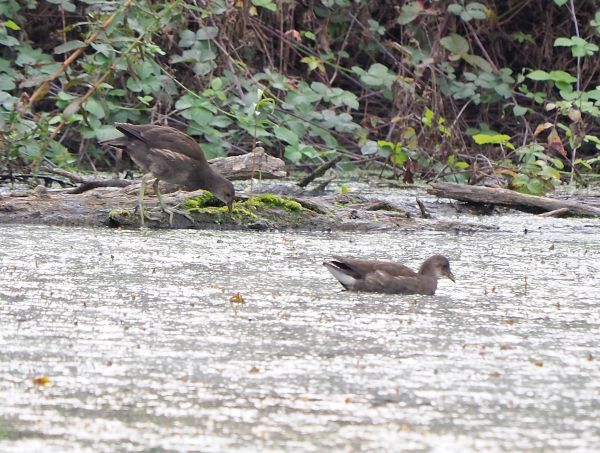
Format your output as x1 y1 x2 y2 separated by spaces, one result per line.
331 256 417 278
362 271 424 294
114 123 208 163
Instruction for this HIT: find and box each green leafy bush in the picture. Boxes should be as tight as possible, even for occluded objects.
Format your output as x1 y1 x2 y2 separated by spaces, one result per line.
0 0 598 195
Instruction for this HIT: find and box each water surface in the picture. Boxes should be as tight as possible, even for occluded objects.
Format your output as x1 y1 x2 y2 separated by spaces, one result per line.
1 209 599 452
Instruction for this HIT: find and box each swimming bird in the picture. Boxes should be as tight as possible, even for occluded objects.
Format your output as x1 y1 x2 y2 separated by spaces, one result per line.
323 254 455 295
102 123 235 225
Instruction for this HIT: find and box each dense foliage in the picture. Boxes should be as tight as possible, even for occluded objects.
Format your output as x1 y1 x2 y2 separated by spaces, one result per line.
1 0 600 194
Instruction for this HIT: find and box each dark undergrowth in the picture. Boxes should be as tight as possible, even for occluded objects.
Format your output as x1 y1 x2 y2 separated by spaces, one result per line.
1 0 600 194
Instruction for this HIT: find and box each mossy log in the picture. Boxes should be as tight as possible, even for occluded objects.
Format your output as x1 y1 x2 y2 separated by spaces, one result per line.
0 184 489 232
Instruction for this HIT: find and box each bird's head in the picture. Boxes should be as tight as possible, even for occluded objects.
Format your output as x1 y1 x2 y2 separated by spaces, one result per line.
421 255 455 282
214 179 235 214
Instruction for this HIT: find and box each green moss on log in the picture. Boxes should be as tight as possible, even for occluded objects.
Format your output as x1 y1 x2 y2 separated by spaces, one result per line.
181 192 224 210
245 194 302 212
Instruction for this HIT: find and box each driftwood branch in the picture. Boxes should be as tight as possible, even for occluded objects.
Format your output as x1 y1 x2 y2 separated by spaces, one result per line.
0 172 74 188
537 208 570 218
297 154 342 188
428 182 600 217
40 165 133 193
415 197 430 219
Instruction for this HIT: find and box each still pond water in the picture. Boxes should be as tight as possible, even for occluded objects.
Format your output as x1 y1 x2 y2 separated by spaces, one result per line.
1 203 599 452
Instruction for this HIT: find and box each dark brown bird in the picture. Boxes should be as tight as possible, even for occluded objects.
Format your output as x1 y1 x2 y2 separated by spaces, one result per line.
102 123 235 225
323 255 455 295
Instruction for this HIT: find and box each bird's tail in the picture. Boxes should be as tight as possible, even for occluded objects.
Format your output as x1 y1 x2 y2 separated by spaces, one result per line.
323 261 356 289
113 123 146 142
99 136 129 148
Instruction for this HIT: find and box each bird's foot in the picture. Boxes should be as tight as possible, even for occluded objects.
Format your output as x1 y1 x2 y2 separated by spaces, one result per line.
133 205 161 227
163 207 195 226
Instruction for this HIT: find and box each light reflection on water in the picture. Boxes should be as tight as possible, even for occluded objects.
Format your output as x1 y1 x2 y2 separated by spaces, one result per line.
1 213 600 452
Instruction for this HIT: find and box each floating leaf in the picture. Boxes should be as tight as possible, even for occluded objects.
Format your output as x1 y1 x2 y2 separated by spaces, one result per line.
229 293 245 304
32 376 51 385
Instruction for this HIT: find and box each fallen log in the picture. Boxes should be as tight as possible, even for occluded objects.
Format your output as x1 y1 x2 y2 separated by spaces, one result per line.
208 147 286 181
428 182 600 217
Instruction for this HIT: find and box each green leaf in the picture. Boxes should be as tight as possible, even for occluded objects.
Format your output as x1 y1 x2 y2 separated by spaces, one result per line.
526 70 550 81
273 125 299 145
465 2 487 20
0 74 15 91
353 63 396 88
320 110 360 133
210 116 233 128
0 32 19 47
472 133 514 149
252 0 277 11
196 26 219 40
548 70 576 83
126 78 142 92
511 32 535 44
398 2 422 25
137 95 153 106
553 37 573 47
591 11 600 32
3 20 21 31
421 107 434 127
462 54 492 72
548 158 564 170
391 147 408 166
190 107 214 125
284 144 302 163
301 56 324 72
526 178 545 195
494 82 513 98
47 0 76 13
360 140 379 155
95 126 122 142
83 97 104 119
440 33 469 54
574 159 592 169
447 4 463 15
211 77 223 90
54 40 86 54
179 30 196 48
513 105 528 116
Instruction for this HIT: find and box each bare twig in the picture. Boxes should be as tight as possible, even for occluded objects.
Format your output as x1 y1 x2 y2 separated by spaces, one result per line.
415 197 430 219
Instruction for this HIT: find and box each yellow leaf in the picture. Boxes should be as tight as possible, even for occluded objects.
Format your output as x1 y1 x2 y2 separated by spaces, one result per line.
32 376 51 386
229 292 245 304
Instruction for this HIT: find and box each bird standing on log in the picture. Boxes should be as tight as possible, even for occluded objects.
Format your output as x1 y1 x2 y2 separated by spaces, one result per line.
102 123 235 225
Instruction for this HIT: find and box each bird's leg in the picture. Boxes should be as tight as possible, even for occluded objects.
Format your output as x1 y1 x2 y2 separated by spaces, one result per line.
135 174 161 226
153 178 194 226
137 176 147 227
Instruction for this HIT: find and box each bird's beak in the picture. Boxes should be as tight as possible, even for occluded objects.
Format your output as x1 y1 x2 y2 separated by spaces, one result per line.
447 272 456 283
227 200 233 214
